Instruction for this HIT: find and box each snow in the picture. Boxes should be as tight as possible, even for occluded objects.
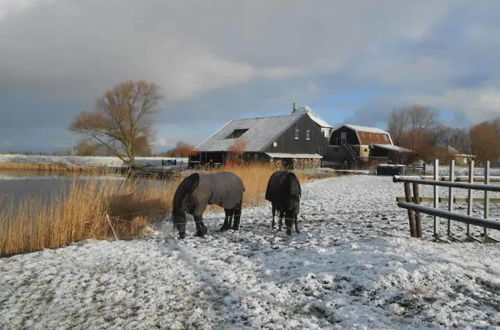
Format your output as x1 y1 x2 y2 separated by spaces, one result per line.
1 176 499 329
293 107 332 128
0 154 188 168
195 114 301 152
342 124 390 135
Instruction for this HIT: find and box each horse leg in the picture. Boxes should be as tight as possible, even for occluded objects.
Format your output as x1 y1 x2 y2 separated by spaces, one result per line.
294 214 300 234
228 209 234 229
174 216 187 239
271 205 276 230
278 211 284 231
220 209 232 231
194 215 208 237
177 224 186 239
232 201 242 230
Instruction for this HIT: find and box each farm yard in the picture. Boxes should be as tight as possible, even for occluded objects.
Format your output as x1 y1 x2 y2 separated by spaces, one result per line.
1 175 499 329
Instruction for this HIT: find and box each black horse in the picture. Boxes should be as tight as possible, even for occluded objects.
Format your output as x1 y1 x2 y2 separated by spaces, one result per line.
265 170 301 235
172 172 244 239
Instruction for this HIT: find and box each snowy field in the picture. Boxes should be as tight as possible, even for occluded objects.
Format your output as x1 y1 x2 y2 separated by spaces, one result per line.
1 176 499 329
0 154 188 168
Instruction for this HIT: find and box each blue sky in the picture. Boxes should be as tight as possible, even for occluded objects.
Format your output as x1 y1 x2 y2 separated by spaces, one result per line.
0 0 499 152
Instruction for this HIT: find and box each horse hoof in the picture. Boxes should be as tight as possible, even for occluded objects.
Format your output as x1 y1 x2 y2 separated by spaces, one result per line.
220 226 230 232
178 233 186 239
231 226 239 231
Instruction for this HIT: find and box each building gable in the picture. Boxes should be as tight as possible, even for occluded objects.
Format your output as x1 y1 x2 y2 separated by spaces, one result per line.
263 112 330 155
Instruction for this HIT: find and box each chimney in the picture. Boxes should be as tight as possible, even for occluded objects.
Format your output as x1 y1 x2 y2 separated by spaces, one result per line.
292 102 297 113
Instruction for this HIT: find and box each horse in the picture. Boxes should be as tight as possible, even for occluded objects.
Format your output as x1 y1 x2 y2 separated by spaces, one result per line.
265 170 301 235
172 172 244 239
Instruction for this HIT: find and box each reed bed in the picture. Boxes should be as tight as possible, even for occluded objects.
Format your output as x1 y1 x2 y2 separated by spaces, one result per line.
0 162 107 173
0 163 308 256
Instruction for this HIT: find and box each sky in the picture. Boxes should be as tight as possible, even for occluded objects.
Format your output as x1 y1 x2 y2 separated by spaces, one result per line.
1 0 500 152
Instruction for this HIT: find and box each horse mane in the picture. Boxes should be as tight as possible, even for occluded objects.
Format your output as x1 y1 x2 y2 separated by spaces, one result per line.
285 172 301 197
172 173 200 217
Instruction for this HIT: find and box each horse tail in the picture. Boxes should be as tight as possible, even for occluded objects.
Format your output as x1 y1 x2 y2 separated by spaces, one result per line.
172 173 200 219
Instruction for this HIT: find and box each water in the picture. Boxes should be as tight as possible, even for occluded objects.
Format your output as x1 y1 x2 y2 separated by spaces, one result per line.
0 170 127 207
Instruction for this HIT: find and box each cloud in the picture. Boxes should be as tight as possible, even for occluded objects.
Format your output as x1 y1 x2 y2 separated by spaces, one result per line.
0 0 500 151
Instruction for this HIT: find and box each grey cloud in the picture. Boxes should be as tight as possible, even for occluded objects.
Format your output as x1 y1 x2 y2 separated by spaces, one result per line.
0 0 499 151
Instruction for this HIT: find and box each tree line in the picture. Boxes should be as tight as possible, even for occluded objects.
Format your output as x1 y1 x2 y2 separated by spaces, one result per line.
388 105 500 164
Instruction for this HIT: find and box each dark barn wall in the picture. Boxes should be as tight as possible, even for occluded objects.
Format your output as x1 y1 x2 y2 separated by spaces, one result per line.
329 127 359 145
263 114 330 156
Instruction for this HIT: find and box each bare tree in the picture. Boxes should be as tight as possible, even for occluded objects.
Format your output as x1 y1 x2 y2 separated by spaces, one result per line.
388 105 437 145
469 122 500 165
406 105 436 131
399 129 436 162
433 125 470 153
70 80 162 167
226 138 247 165
388 109 409 145
162 141 199 157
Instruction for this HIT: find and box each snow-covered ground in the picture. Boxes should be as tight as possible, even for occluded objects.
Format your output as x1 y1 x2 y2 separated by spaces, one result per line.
0 154 188 168
1 176 499 329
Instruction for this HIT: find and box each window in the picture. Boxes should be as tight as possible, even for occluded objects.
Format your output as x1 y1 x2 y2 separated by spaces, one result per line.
383 135 389 143
226 129 248 139
294 128 299 140
323 128 330 138
306 129 311 140
272 141 278 147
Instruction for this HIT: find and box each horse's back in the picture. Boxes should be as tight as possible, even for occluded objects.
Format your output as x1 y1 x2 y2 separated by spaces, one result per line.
198 172 244 209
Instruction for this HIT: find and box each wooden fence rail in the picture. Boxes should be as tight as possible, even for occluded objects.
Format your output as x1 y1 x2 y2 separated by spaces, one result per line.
393 160 499 242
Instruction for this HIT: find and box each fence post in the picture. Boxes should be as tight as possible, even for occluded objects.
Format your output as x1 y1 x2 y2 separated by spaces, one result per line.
412 182 422 237
404 182 417 237
447 160 455 236
484 161 490 238
433 159 439 238
467 160 474 237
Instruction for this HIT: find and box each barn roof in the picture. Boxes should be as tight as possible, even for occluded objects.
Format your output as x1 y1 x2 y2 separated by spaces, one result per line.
336 124 393 145
196 108 331 152
343 124 390 135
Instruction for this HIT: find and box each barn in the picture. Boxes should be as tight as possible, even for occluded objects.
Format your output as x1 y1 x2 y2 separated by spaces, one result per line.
190 104 333 169
326 124 411 166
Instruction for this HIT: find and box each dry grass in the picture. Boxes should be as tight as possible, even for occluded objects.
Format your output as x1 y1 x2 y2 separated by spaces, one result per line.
0 179 175 256
0 162 107 173
214 162 303 206
0 163 313 256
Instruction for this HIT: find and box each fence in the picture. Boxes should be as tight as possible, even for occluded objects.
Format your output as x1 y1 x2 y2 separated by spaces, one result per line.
393 159 500 242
